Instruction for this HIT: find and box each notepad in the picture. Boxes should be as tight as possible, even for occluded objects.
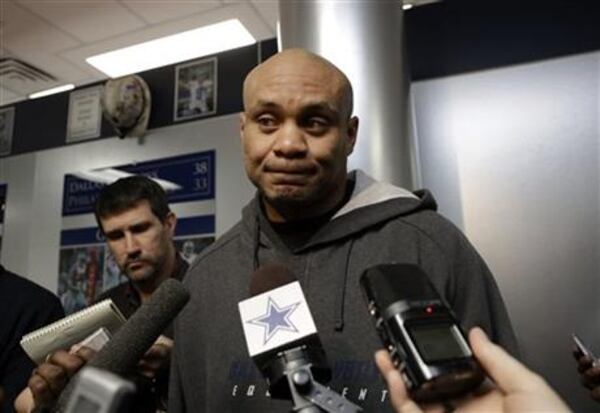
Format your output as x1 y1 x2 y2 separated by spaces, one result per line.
20 299 127 364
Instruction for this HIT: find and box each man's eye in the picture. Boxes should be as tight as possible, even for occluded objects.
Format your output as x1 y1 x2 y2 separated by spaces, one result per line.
105 232 123 241
131 223 151 234
305 117 329 133
256 115 277 129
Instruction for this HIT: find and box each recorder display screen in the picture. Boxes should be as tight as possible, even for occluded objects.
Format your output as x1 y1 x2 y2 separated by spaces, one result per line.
409 324 470 363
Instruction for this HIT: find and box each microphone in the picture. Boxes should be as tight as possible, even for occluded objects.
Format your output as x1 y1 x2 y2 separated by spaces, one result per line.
63 367 135 413
55 278 190 412
87 278 190 374
238 263 362 412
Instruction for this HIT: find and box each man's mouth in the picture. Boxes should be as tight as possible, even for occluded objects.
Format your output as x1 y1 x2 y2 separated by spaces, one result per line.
265 164 316 184
126 261 145 272
265 162 316 174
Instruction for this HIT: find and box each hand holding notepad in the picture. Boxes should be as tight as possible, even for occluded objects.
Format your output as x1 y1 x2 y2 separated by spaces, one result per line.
69 327 112 354
20 299 126 364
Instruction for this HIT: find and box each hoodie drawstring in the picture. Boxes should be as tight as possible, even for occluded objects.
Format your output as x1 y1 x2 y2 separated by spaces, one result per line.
252 214 261 271
334 239 355 332
253 203 355 333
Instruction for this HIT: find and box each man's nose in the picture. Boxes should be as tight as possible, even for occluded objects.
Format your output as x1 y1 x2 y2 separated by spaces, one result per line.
273 122 308 158
124 232 140 256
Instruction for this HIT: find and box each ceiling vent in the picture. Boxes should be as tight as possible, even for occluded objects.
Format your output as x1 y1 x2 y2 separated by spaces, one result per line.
0 57 58 98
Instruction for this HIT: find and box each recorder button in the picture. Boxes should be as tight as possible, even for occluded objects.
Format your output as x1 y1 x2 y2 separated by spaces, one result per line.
368 301 379 318
400 370 413 389
389 345 400 362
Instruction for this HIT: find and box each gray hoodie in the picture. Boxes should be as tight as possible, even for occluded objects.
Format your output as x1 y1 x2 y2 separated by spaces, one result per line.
169 170 518 412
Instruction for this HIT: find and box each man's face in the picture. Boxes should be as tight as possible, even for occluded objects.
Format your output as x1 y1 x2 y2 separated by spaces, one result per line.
240 55 357 220
100 200 175 284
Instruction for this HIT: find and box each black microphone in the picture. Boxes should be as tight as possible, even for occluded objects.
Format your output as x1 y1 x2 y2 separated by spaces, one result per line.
54 278 190 412
238 263 361 412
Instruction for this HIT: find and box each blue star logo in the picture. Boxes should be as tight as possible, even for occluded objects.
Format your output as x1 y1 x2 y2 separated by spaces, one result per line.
248 297 301 345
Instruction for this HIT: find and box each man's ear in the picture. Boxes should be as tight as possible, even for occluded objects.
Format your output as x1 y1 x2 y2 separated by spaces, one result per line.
164 212 177 237
239 113 247 141
346 116 359 155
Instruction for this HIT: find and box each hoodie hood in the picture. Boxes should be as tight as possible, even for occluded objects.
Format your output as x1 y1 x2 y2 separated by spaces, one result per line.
310 170 437 249
242 169 438 254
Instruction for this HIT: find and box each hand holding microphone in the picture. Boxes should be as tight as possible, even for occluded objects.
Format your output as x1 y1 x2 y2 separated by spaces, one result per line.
17 337 172 412
361 264 570 412
137 335 173 379
26 346 96 410
17 278 189 413
376 327 571 413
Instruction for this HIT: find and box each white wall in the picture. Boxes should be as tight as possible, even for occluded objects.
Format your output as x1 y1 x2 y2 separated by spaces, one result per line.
0 152 37 275
0 113 255 292
413 51 600 411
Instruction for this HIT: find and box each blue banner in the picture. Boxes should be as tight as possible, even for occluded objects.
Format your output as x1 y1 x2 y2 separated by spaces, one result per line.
60 227 105 247
62 151 215 216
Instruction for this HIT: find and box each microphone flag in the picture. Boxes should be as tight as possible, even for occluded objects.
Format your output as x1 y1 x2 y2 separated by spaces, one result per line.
238 281 317 357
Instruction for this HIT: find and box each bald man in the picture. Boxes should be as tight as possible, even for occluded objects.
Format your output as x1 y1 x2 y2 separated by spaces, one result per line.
169 49 518 412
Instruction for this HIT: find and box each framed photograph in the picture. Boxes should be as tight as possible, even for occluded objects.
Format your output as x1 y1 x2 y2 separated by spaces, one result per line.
0 107 15 156
58 245 105 314
102 249 128 292
174 57 217 122
174 235 215 266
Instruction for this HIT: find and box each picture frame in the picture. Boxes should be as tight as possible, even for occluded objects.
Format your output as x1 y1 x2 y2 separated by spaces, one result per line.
174 57 218 122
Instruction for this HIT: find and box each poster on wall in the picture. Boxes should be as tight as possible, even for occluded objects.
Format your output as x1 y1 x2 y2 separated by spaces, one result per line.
0 184 6 254
66 86 103 143
174 57 217 122
0 107 15 156
58 151 216 314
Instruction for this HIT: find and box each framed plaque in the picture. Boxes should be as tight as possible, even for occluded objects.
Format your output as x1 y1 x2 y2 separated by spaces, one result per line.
67 86 103 143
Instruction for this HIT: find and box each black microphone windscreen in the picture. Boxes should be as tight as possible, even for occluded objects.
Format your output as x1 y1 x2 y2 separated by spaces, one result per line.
88 278 190 374
360 264 440 310
249 263 295 297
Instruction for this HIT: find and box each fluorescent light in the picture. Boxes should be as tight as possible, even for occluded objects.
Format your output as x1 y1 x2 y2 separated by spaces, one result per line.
276 21 282 52
403 3 414 10
29 84 74 99
87 19 255 78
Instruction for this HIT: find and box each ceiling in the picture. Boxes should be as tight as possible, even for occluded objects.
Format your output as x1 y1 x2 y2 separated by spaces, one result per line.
0 0 440 107
0 0 279 106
